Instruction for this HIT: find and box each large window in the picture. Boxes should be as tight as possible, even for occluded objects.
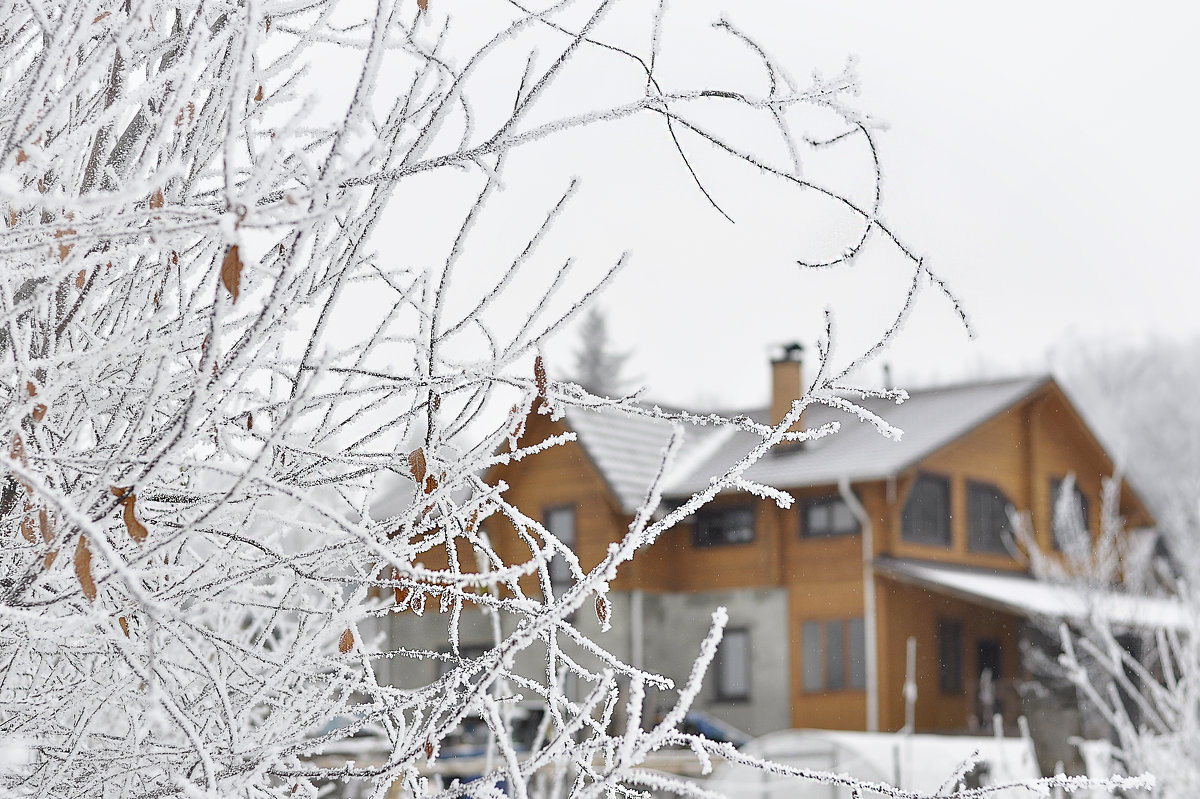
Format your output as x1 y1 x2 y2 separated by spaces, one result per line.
938 619 964 694
693 504 755 547
802 618 866 693
902 474 951 546
714 628 750 701
801 495 859 538
1050 477 1089 550
967 481 1013 554
544 506 576 590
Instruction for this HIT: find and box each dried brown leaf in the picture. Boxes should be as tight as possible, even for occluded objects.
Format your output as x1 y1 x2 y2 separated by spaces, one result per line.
16 149 26 165
408 448 427 487
221 245 242 302
20 514 35 543
43 549 57 569
149 189 164 209
338 628 354 653
93 11 110 23
595 595 611 629
417 0 428 11
54 228 76 261
534 355 547 399
5 209 15 227
122 498 148 543
265 15 271 31
254 85 263 102
75 269 87 289
74 534 96 602
119 616 130 637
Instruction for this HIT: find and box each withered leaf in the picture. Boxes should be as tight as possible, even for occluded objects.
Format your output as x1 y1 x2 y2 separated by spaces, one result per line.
16 150 26 165
408 448 427 487
595 595 611 629
6 209 15 226
20 514 35 543
93 11 111 23
149 189 164 209
54 228 76 261
417 0 428 11
119 616 130 637
76 269 87 289
338 628 354 653
43 549 57 569
111 485 148 543
75 534 97 602
246 413 253 430
265 15 271 31
38 507 51 543
534 355 547 398
221 245 243 302
254 85 263 102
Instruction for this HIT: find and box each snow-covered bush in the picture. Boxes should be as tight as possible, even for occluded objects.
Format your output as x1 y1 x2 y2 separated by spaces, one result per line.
0 2 1153 798
1019 477 1195 797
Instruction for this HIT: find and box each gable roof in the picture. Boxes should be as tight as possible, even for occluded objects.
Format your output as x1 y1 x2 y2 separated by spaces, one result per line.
565 375 1052 511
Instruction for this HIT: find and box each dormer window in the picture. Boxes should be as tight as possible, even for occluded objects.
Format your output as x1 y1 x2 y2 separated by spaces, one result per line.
801 495 859 538
693 504 755 547
967 481 1013 554
902 473 951 546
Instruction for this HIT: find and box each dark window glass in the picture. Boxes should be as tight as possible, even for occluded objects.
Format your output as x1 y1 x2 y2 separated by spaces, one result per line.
902 474 951 546
967 481 1013 554
977 639 1002 680
715 628 750 701
1050 477 1089 550
802 496 859 537
802 622 823 692
938 620 964 694
544 506 575 588
693 504 756 547
847 618 867 690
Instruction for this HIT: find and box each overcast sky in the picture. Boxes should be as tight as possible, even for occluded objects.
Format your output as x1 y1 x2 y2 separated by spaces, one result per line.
361 2 1200 411
531 2 1200 408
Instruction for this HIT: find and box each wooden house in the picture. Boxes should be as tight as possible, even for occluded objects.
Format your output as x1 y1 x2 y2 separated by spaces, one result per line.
462 345 1157 742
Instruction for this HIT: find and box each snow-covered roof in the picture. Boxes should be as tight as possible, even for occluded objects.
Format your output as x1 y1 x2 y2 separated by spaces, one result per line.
875 557 1190 631
563 406 730 514
565 376 1051 507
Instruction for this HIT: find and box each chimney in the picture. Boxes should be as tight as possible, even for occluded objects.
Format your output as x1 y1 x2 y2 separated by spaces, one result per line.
770 342 806 439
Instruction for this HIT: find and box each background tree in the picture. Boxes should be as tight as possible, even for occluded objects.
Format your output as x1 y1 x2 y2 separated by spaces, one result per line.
569 305 632 397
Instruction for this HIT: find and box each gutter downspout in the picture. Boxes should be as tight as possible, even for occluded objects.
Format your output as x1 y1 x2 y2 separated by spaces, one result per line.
839 477 879 732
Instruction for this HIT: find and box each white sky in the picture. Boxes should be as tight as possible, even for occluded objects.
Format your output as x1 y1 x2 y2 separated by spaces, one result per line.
361 1 1200 411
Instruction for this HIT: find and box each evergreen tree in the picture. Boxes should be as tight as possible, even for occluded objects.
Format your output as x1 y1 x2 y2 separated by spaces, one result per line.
571 306 632 396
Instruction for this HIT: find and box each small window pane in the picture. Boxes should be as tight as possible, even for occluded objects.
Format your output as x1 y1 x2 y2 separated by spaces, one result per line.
716 628 750 700
802 622 823 692
826 620 845 691
902 475 951 546
847 618 866 690
802 497 858 538
967 482 1012 554
545 506 575 586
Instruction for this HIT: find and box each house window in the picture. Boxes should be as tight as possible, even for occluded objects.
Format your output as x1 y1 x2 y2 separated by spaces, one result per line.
802 495 859 538
693 504 755 547
801 618 866 692
902 474 951 546
938 619 964 694
544 506 576 589
715 628 750 701
967 481 1013 554
1050 477 1089 549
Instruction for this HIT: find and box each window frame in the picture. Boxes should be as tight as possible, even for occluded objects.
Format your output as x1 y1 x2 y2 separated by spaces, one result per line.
901 472 953 547
801 617 867 694
692 502 757 547
800 494 860 538
966 480 1014 555
714 627 751 702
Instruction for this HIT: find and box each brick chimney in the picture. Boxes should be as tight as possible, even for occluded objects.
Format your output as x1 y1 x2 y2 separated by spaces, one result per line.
770 342 806 438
